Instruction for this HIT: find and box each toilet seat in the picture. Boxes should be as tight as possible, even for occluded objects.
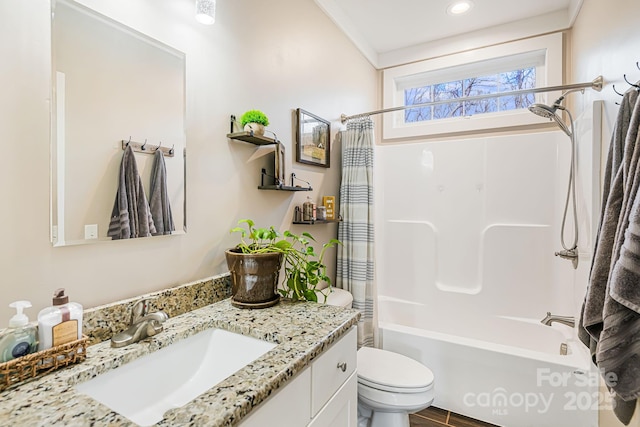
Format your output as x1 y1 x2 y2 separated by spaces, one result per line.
357 347 434 394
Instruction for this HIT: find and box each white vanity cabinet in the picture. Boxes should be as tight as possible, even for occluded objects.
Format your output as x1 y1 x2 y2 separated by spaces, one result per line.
240 327 357 427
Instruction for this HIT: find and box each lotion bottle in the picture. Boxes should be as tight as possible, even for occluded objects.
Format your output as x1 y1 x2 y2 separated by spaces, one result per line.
37 288 83 351
0 301 38 363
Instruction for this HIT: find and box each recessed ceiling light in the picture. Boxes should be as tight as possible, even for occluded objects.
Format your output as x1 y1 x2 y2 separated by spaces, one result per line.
447 0 474 15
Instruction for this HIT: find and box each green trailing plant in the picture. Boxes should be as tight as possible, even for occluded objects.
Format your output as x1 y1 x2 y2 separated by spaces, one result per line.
240 110 270 127
230 219 341 302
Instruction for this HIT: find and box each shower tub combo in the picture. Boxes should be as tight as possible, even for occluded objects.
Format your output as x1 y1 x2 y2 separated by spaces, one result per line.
380 300 598 427
375 122 602 426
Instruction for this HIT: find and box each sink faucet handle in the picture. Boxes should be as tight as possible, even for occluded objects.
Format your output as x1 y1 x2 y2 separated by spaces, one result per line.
145 320 164 337
131 297 155 324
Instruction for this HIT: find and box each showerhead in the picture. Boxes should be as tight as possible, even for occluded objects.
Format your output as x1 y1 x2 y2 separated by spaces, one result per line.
528 103 558 119
528 99 572 137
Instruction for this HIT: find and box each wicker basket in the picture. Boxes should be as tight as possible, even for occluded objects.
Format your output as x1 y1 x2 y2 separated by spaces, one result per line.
0 335 89 392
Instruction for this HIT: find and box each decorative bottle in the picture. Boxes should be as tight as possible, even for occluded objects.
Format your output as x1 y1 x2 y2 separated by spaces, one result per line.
37 288 83 351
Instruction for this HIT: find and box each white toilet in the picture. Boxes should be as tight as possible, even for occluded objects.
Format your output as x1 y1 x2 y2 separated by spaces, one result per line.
323 287 435 427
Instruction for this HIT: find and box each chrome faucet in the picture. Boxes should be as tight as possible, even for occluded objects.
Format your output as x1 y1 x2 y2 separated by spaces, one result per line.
541 312 575 328
111 298 169 348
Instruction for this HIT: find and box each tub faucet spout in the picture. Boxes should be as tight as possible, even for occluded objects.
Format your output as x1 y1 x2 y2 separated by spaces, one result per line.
541 312 575 328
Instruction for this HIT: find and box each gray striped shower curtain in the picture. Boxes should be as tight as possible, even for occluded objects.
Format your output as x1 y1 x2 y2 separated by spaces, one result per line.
337 118 375 347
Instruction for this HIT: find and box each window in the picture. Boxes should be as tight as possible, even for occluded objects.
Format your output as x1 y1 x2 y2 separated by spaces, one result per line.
404 67 536 123
382 33 563 139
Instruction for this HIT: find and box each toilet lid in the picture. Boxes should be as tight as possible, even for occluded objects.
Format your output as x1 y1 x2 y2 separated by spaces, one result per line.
323 288 353 308
357 347 434 393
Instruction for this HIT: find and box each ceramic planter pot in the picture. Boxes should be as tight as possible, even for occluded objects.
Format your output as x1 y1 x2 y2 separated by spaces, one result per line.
225 249 283 309
243 122 265 136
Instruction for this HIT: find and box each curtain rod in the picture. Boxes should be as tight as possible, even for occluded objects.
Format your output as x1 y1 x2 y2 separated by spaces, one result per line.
340 75 604 123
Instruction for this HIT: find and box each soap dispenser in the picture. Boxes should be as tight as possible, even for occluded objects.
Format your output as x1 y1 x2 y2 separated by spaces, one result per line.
37 288 83 351
0 301 38 363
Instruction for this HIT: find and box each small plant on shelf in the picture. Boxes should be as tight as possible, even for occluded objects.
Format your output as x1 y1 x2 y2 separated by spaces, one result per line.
240 110 270 136
229 219 341 303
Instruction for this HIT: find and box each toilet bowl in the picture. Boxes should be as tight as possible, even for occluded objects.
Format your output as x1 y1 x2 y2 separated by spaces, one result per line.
357 347 434 427
322 287 435 427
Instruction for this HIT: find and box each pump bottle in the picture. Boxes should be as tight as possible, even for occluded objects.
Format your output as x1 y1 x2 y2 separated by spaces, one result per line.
0 301 38 363
37 288 83 351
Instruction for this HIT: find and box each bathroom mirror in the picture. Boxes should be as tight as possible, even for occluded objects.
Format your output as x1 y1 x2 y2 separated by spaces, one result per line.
51 0 186 246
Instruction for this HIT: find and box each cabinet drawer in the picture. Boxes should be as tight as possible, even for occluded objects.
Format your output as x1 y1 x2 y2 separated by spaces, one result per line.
311 327 357 417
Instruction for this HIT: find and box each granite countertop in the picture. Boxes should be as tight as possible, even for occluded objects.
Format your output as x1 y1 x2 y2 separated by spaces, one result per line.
0 299 360 426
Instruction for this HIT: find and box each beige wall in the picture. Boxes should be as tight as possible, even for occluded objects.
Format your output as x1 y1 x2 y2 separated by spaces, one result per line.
570 0 640 426
0 0 376 321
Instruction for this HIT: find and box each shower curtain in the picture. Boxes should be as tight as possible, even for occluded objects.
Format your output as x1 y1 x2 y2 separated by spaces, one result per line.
337 118 375 347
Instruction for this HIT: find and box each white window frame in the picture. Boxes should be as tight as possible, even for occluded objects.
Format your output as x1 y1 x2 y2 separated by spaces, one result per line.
382 33 563 140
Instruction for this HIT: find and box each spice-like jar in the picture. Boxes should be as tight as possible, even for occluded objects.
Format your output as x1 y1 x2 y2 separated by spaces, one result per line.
303 198 314 221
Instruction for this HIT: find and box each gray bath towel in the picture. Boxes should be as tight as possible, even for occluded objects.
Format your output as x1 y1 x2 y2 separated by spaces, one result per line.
581 89 639 350
149 149 174 236
107 145 156 239
578 88 640 424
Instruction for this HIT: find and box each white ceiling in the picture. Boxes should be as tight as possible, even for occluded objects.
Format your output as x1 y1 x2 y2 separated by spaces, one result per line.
314 0 582 69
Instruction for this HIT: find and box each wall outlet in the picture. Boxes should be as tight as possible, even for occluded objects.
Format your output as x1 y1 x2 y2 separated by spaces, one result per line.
85 224 98 239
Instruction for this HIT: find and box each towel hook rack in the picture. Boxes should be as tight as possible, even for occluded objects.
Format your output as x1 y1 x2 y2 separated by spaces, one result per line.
120 138 174 157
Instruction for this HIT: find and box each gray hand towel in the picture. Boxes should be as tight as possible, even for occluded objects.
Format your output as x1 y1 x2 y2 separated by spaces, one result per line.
107 145 156 239
149 149 174 236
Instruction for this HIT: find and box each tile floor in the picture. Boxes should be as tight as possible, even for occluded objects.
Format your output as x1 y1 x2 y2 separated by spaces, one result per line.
410 407 500 427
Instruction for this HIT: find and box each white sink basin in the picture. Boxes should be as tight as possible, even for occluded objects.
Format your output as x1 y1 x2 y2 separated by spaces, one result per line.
75 328 276 426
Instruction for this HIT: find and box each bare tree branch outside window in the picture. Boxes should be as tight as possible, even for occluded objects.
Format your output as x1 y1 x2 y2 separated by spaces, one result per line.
404 66 536 123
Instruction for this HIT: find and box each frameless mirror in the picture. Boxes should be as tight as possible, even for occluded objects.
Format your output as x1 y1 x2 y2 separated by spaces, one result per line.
51 0 186 246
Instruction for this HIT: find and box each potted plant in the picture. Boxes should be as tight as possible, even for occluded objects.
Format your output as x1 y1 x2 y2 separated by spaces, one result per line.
226 219 340 308
240 110 270 136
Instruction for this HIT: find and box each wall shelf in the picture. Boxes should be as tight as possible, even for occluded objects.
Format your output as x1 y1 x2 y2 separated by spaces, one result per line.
259 185 312 192
227 131 277 146
292 219 341 225
259 169 313 192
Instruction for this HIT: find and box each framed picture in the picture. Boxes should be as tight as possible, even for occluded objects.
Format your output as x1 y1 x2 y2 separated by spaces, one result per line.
296 108 330 168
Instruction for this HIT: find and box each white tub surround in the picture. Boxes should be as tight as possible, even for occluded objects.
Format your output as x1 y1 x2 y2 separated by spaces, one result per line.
374 105 603 427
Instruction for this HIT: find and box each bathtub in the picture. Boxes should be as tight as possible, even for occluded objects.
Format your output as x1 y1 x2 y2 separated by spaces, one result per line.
379 297 599 427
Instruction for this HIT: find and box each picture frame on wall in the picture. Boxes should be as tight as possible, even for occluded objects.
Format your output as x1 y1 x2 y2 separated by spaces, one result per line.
296 108 330 168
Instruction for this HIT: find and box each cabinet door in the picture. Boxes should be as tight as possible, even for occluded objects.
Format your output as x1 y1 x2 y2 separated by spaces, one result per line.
239 368 311 427
308 372 357 427
311 327 357 416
